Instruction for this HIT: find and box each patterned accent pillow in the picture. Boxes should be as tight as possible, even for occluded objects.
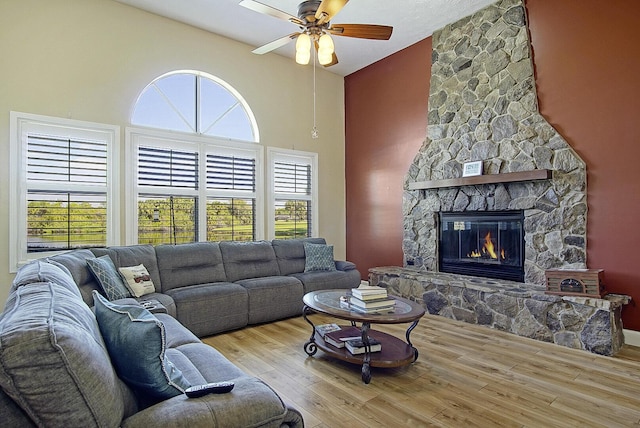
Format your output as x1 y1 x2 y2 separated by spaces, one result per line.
303 242 337 272
86 256 131 300
118 264 155 298
92 292 190 401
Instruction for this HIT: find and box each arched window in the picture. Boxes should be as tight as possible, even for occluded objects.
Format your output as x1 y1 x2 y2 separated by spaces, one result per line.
127 71 262 245
132 70 258 142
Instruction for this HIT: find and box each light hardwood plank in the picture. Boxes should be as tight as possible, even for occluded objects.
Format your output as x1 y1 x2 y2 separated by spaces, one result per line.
203 314 640 427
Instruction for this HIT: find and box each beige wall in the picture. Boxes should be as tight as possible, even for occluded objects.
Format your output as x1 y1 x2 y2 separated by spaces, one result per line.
0 0 346 306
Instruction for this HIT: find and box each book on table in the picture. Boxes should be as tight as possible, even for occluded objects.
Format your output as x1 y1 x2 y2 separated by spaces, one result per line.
323 326 362 348
351 285 388 300
349 296 396 309
349 304 396 314
352 291 390 301
345 337 382 355
315 323 341 338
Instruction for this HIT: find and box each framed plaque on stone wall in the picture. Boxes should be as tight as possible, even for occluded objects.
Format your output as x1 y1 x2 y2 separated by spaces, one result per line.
462 161 483 177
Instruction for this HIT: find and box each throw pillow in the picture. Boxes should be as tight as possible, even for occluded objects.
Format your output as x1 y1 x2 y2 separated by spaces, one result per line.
92 292 190 401
303 242 337 272
86 255 131 301
118 264 155 297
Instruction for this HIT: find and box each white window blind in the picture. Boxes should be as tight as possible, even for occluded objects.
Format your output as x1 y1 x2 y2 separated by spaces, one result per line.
27 135 108 184
274 161 312 195
127 129 262 244
25 134 111 252
10 112 119 270
207 154 255 191
206 153 256 241
138 146 198 188
268 149 317 240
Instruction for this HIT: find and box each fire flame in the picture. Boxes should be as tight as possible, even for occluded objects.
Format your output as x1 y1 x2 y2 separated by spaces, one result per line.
483 232 498 259
467 232 506 260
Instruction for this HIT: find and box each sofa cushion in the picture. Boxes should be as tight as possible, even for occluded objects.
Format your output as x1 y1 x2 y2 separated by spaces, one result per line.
87 255 132 300
11 259 81 298
155 242 227 292
121 376 292 428
235 276 304 324
291 268 362 293
93 292 191 402
220 240 280 282
92 245 162 292
272 237 326 275
47 249 102 306
166 283 249 337
335 260 357 271
0 388 35 427
118 264 156 297
0 275 133 427
303 242 337 272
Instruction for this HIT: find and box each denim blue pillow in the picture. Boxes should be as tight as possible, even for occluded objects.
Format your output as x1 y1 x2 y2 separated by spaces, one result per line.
92 292 190 401
303 242 337 272
87 256 131 300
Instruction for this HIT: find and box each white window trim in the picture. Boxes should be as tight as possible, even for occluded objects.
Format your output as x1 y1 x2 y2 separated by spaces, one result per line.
267 147 318 240
9 111 120 272
125 127 264 244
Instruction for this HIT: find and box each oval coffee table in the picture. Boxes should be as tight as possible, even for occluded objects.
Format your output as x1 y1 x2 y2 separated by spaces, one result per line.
302 289 425 384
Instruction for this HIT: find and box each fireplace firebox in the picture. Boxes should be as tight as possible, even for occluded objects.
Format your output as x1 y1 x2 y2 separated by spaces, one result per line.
439 211 524 282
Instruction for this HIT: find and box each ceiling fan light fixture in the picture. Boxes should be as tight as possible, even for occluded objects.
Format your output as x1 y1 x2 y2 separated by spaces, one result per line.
317 33 334 65
318 50 332 65
318 33 334 51
295 33 311 64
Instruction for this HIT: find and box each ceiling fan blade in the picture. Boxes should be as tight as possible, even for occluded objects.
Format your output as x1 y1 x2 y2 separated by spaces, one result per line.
328 24 393 40
239 0 304 26
315 0 349 25
252 33 300 55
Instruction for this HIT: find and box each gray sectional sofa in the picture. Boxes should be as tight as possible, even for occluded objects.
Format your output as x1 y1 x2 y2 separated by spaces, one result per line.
0 237 360 427
55 237 360 337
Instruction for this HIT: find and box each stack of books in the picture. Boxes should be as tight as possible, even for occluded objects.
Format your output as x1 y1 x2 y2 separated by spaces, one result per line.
349 283 396 314
315 323 341 338
322 326 362 348
345 337 382 355
316 324 382 355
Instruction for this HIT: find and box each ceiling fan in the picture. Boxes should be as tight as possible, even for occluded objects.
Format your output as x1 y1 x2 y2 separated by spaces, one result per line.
239 0 393 67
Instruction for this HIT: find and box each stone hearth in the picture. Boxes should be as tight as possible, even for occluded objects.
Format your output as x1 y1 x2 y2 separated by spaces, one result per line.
370 267 629 356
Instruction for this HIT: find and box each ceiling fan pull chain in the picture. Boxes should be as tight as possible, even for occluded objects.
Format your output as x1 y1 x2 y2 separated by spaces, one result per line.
312 48 319 139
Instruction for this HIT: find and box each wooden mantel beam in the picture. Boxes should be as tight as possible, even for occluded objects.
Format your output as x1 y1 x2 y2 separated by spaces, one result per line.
408 169 552 190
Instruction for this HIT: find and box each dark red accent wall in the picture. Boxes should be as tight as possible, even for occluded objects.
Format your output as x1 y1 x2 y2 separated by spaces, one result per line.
345 0 640 330
344 38 431 278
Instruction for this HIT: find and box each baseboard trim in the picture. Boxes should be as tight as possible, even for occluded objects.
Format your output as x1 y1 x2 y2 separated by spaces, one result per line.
624 329 640 347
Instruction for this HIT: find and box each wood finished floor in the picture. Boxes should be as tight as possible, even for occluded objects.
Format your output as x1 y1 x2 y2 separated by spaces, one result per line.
202 313 640 427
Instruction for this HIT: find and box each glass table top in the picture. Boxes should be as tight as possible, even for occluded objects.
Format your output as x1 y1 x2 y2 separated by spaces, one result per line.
303 289 425 324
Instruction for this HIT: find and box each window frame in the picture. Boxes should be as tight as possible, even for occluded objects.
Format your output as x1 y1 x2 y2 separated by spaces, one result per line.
125 127 264 244
131 70 260 142
267 147 318 240
9 111 120 272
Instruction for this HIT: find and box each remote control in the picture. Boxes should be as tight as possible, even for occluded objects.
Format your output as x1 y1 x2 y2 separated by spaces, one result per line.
184 381 235 398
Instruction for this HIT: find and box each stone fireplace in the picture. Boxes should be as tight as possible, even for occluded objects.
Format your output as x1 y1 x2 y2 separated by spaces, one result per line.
369 0 630 355
402 0 587 283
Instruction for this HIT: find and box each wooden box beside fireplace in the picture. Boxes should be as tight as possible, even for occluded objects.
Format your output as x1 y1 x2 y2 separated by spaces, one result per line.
545 269 606 298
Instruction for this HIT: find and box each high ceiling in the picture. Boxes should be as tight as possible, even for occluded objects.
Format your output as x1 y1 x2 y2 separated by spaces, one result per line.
115 0 497 76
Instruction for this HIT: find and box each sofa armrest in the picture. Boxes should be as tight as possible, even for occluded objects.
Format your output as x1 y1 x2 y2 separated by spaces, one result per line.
335 260 356 271
121 377 302 428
